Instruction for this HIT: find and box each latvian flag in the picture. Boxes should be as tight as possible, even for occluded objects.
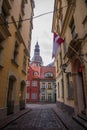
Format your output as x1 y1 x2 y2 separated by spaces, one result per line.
52 32 64 58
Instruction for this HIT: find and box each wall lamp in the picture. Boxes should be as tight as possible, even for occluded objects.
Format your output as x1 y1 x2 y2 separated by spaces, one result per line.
61 64 77 76
62 64 71 74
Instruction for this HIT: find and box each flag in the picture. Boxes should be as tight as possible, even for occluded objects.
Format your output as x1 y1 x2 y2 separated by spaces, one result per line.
52 33 64 58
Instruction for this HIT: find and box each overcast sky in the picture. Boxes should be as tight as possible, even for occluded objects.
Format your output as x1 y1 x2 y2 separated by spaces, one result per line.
30 0 54 66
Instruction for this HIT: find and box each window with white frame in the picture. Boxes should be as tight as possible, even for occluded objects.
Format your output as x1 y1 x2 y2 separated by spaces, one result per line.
48 83 52 89
45 72 53 78
32 80 37 87
41 94 45 101
48 93 52 101
42 83 45 88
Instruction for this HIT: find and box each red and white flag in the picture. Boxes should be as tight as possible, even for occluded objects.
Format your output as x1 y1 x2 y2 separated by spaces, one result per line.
52 33 64 58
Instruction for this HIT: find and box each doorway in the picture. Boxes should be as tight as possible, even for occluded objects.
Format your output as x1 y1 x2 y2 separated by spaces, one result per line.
73 59 86 114
7 76 16 115
20 81 25 110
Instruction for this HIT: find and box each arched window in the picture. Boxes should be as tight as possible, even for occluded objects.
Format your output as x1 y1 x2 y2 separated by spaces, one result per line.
34 71 38 76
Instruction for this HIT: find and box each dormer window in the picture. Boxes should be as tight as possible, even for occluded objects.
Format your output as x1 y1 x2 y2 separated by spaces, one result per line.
44 72 53 78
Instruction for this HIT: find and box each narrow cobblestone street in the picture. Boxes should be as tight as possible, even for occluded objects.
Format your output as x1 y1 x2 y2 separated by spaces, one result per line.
3 104 67 130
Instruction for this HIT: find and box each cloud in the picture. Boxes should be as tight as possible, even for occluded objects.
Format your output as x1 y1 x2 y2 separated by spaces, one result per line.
31 0 54 65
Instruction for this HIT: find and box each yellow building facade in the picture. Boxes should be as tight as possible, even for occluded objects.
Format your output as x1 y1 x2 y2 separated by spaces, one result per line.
52 0 87 117
0 0 34 119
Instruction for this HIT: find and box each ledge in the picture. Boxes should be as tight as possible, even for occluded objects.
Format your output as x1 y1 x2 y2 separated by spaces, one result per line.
11 59 19 67
22 69 26 75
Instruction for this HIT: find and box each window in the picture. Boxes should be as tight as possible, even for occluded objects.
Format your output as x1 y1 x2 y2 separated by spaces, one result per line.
48 93 52 101
41 94 45 101
26 80 30 86
2 0 11 18
67 0 71 5
66 74 74 99
45 72 53 78
32 93 37 99
18 15 22 30
12 41 19 66
32 80 37 87
48 83 52 89
22 52 27 72
41 83 45 92
34 72 38 76
69 17 77 39
42 83 45 88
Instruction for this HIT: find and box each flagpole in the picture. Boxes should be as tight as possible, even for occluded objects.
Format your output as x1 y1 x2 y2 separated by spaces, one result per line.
69 45 87 63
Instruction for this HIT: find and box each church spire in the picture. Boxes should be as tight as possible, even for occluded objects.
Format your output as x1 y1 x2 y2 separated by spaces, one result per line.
31 41 43 66
34 41 40 56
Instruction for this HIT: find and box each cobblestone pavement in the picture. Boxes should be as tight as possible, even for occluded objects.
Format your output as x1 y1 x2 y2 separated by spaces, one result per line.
3 104 67 130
